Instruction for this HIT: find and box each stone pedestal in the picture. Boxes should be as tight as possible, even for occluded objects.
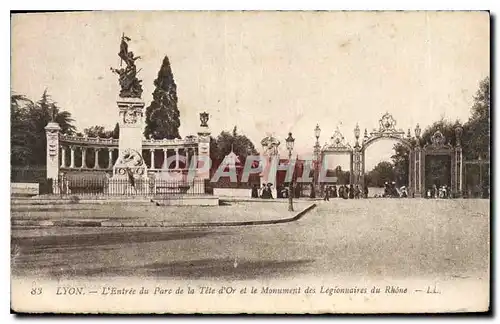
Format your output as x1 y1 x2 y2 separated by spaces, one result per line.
197 125 211 180
45 122 61 180
112 97 148 192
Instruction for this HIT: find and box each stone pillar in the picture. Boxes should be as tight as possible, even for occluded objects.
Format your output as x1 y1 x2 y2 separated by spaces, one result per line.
191 148 197 170
108 149 114 169
60 146 67 168
162 149 168 169
81 147 87 168
94 148 100 169
150 149 155 169
419 150 425 197
45 122 61 180
70 146 75 168
185 148 190 169
175 148 180 169
113 97 147 181
197 113 211 180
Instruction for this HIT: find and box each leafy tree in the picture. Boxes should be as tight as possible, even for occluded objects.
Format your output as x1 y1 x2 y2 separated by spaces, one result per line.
11 90 76 167
391 143 411 186
83 123 119 139
333 165 350 184
144 55 181 139
463 77 490 160
211 126 258 168
365 161 395 187
11 94 34 166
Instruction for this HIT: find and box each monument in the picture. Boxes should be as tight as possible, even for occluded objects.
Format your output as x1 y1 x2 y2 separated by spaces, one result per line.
110 34 148 188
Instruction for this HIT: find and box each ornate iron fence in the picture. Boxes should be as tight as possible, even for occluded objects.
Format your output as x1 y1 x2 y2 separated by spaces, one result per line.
43 178 207 197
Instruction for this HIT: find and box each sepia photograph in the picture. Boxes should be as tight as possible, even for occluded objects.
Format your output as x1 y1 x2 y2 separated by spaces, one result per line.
10 11 490 314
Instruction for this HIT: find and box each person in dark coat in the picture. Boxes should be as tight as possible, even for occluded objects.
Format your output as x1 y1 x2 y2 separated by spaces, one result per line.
338 185 344 198
267 183 274 199
251 184 259 198
323 186 330 201
363 186 369 198
343 185 349 199
348 184 355 199
310 183 316 199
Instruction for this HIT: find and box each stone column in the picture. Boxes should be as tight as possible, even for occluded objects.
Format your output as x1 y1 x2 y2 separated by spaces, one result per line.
162 149 168 169
70 146 75 168
192 148 197 170
197 121 211 180
81 147 87 168
94 148 100 169
60 146 67 168
108 149 113 169
150 149 155 169
185 148 190 169
175 148 180 169
44 122 61 180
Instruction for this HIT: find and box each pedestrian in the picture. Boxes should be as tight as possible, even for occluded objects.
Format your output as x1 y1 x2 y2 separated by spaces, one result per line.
343 185 349 199
260 184 266 198
310 183 316 199
251 184 259 198
331 185 338 198
267 183 274 199
348 184 355 199
363 185 369 198
323 186 330 201
354 185 360 199
338 185 344 198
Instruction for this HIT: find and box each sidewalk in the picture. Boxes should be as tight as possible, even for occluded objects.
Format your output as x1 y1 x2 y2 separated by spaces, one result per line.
11 201 316 228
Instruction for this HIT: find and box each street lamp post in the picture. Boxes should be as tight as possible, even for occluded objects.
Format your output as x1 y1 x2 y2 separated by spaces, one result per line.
313 124 321 195
286 132 295 212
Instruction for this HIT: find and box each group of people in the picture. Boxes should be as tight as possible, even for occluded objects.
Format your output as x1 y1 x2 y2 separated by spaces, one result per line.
426 184 450 199
382 182 408 198
251 183 275 199
323 184 369 201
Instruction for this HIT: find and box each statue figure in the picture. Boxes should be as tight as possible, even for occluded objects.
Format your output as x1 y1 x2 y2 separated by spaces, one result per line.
110 34 143 98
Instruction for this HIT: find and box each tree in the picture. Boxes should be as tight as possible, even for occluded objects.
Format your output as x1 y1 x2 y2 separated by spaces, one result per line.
144 55 181 139
11 94 34 166
11 90 76 167
463 77 490 160
365 161 395 187
333 165 350 184
211 127 258 169
83 123 119 139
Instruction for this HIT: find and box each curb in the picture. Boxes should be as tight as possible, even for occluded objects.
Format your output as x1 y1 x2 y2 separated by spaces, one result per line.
11 203 317 228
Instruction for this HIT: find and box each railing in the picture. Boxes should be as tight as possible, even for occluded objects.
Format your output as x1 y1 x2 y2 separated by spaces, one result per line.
44 178 207 197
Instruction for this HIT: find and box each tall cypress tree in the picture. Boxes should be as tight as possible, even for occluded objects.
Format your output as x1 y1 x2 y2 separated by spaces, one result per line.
144 55 181 139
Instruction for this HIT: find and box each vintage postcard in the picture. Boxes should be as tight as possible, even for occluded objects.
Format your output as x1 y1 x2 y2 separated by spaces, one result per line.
10 11 490 314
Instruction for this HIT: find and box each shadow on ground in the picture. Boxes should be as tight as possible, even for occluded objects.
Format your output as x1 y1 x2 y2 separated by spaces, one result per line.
11 229 226 255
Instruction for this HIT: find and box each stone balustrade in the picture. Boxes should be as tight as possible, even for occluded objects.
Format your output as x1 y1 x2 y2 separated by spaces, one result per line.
57 133 201 172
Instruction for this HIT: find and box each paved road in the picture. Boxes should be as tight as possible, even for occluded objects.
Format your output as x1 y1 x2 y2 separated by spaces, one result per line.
11 199 489 282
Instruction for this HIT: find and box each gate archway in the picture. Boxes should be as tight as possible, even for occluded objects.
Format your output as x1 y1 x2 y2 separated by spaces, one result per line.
319 127 353 194
419 128 463 197
314 113 464 198
353 113 417 195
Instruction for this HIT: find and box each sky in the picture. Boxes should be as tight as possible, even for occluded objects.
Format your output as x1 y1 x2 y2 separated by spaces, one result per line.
11 11 489 170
